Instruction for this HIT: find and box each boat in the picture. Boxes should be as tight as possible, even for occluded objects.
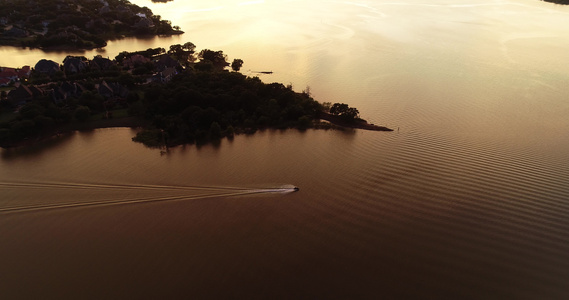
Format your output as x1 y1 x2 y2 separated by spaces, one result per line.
293 187 299 191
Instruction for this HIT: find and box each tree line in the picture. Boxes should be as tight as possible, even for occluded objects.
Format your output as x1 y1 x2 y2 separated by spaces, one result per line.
131 71 323 147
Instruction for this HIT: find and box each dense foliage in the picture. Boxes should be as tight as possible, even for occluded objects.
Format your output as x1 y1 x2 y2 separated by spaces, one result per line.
329 103 360 122
133 71 322 146
0 0 182 49
0 43 328 148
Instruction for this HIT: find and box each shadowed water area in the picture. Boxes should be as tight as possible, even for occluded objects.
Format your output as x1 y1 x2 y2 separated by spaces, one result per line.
1 0 569 298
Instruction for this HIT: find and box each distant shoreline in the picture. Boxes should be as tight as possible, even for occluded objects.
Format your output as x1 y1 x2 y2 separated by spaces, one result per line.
542 0 569 4
3 31 184 51
2 112 392 149
0 0 182 51
1 117 149 149
0 30 184 52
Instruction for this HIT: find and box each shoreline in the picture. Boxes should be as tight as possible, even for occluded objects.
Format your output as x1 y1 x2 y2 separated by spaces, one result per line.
0 30 184 52
317 112 393 132
1 117 149 149
2 112 392 149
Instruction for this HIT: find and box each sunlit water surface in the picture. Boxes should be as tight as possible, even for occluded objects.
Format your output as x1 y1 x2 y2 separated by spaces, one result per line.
1 0 569 298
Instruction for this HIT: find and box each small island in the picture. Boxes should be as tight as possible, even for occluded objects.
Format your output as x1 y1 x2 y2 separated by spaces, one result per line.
0 0 183 50
0 42 391 149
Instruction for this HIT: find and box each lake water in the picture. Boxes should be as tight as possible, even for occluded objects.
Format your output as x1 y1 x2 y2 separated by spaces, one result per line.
1 0 569 298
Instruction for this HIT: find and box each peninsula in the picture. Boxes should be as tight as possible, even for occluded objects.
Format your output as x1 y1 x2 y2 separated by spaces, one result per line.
0 0 183 50
0 43 391 149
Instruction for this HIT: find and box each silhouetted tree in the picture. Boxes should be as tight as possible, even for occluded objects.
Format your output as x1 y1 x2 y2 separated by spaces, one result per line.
208 122 222 140
168 42 196 63
330 103 359 122
198 49 229 71
231 59 244 71
225 125 235 138
74 106 91 122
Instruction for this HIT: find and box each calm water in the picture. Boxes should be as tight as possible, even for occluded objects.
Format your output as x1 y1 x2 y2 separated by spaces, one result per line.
1 0 569 298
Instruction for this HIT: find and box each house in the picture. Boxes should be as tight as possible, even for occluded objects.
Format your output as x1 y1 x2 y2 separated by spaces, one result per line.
34 59 60 76
51 87 67 103
153 67 178 83
51 81 86 103
98 5 111 15
17 66 31 78
0 67 18 86
91 55 114 70
0 67 18 79
63 56 88 74
0 66 32 86
97 81 114 99
161 67 178 82
3 27 28 38
109 82 129 99
60 81 85 97
0 78 11 87
28 85 44 98
7 85 34 105
97 81 128 100
154 54 180 71
134 17 154 29
123 54 150 69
